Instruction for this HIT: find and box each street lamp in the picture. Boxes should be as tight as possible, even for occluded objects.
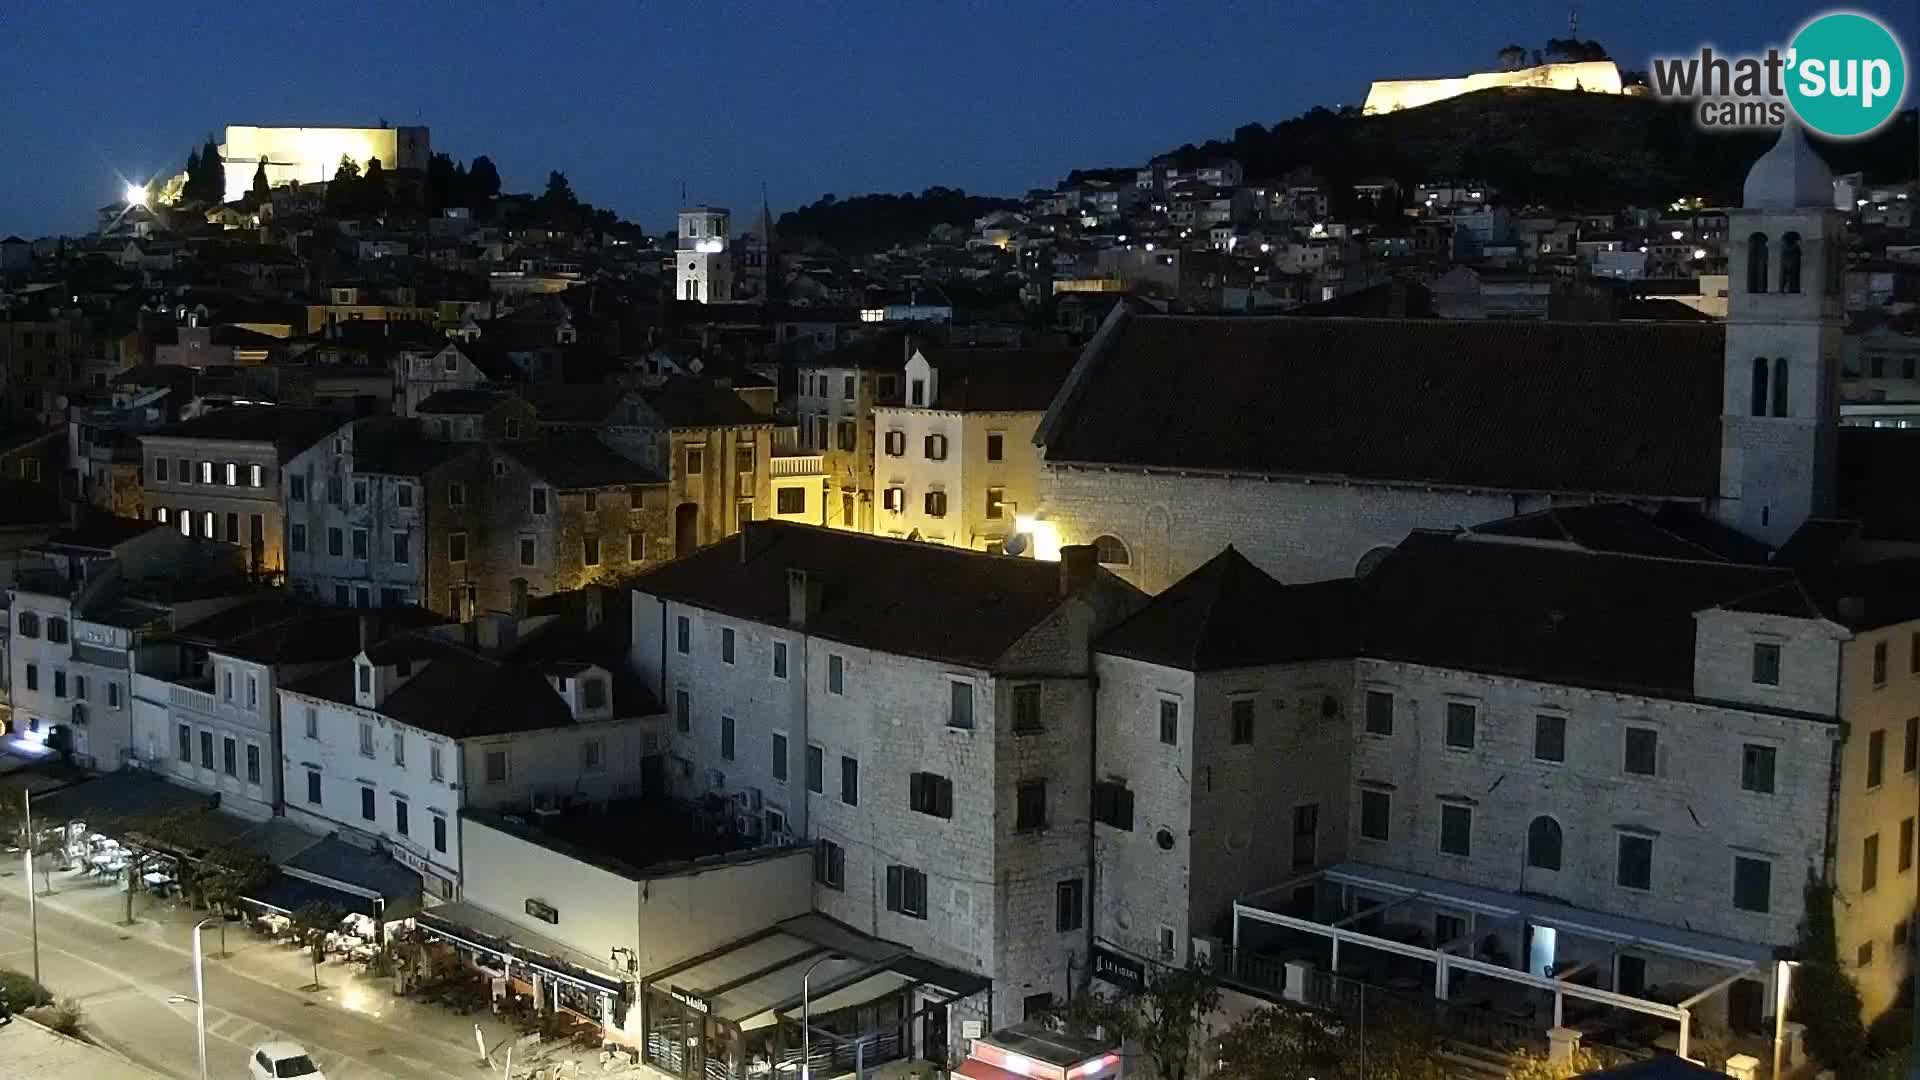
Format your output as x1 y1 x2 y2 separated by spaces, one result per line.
192 916 217 1080
801 952 847 1080
1773 958 1799 1080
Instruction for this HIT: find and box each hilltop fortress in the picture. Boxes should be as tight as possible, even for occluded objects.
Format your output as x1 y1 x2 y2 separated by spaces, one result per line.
1363 59 1626 114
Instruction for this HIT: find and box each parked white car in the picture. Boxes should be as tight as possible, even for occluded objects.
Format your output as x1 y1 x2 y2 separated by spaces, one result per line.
249 1041 325 1079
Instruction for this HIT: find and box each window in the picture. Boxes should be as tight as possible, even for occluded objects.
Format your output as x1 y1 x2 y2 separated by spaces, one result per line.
582 737 604 772
1364 690 1393 735
430 746 444 781
1742 744 1777 793
304 706 318 739
1912 633 1920 675
583 536 600 566
841 755 859 805
196 729 212 768
1624 727 1658 776
836 421 855 451
352 529 369 560
1903 817 1915 873
987 432 1004 461
949 681 974 729
306 769 321 805
1093 781 1134 830
21 664 34 692
15 611 36 638
1444 702 1476 750
155 457 169 482
1011 684 1043 735
910 379 926 406
434 816 447 853
1909 716 1920 775
178 458 191 485
675 689 691 732
630 532 646 561
391 533 409 564
923 434 947 460
1291 804 1318 868
923 490 947 517
883 430 905 457
841 374 855 401
806 743 824 793
246 744 260 784
289 474 305 502
718 714 736 760
1439 803 1472 857
1156 698 1180 745
223 736 237 777
448 481 466 508
1779 231 1802 293
1874 640 1890 686
53 670 66 699
1617 833 1654 890
108 683 120 709
1863 833 1880 893
448 532 467 563
1860 941 1877 968
1230 698 1255 745
46 617 67 644
177 723 192 761
390 731 406 767
1017 780 1048 831
1733 856 1772 912
685 447 704 475
352 478 367 505
1056 879 1084 932
200 460 214 484
1746 231 1769 294
814 839 845 890
1869 728 1886 788
828 654 844 694
360 786 376 821
326 527 344 557
909 771 954 818
397 482 413 509
1359 789 1390 841
771 733 788 782
1093 535 1129 566
772 642 788 679
1526 816 1562 871
395 799 409 837
1750 356 1771 417
485 749 508 784
1534 714 1566 763
886 865 928 919
359 720 374 758
290 524 306 552
985 487 1004 520
776 486 805 515
584 490 600 513
1752 642 1781 685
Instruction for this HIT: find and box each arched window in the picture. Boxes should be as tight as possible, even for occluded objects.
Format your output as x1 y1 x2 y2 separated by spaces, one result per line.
1750 357 1769 417
1772 357 1790 418
1092 535 1130 567
1526 816 1563 871
1746 232 1769 295
1779 232 1802 294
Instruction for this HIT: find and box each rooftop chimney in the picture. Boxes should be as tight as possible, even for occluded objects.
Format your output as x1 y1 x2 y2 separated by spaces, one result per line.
788 569 824 630
1059 544 1098 598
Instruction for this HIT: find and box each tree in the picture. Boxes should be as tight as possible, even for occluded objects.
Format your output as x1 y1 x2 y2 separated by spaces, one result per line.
1054 964 1220 1080
290 900 346 991
325 156 360 217
250 158 270 204
1796 874 1868 1072
468 155 501 201
540 170 580 230
1497 44 1528 70
182 148 204 203
197 136 225 206
362 156 390 216
426 152 460 212
1217 1003 1448 1080
195 846 273 958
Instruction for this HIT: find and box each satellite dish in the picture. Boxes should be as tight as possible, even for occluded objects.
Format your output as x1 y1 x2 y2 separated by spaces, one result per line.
1003 532 1030 557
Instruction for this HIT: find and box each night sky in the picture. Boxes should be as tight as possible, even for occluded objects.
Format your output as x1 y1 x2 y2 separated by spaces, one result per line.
1 1 1912 238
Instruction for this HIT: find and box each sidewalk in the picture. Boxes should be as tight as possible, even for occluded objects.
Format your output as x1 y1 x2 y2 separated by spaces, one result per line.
17 865 644 1075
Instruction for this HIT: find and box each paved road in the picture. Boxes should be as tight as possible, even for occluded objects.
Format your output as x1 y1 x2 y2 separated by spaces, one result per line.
0 877 490 1079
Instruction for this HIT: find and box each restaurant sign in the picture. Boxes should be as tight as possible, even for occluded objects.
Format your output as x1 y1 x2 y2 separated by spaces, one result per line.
525 898 559 924
1090 944 1147 993
669 985 711 1014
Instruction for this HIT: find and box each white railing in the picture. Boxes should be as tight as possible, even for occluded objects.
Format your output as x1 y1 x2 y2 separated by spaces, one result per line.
770 454 825 478
169 683 217 715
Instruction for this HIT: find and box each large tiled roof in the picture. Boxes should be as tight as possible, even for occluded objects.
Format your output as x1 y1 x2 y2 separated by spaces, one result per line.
517 384 621 425
286 637 578 739
1097 547 1359 671
639 377 769 428
632 522 1091 668
498 435 663 489
194 604 449 664
920 349 1078 412
1041 311 1723 496
148 405 343 456
416 388 511 415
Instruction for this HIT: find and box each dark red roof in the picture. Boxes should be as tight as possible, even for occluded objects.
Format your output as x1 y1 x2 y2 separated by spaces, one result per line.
1097 547 1359 671
1042 312 1724 496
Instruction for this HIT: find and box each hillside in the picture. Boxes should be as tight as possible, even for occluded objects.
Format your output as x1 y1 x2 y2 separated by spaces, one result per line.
776 187 1020 255
1151 91 1918 210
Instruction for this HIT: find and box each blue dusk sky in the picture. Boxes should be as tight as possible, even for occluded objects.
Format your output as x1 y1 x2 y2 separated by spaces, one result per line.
0 1 1912 237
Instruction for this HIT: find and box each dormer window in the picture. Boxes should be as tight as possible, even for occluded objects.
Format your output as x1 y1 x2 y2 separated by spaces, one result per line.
357 663 372 694
583 678 606 710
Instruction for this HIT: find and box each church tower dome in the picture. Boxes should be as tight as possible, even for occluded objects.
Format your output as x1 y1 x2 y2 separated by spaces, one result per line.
1742 122 1835 210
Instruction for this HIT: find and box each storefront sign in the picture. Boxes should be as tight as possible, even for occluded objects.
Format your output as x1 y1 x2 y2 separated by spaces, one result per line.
669 985 710 1014
1090 945 1146 993
525 898 558 924
389 841 431 877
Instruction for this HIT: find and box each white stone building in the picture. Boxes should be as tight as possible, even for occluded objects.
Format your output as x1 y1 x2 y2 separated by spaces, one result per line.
630 523 1144 1025
675 207 734 304
872 347 1074 550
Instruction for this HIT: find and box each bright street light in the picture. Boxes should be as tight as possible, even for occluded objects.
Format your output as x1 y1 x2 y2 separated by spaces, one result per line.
192 916 217 1080
124 184 147 207
801 952 847 1080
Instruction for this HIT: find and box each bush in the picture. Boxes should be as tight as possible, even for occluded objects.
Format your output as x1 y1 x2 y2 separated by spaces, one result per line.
0 968 54 1009
29 998 84 1036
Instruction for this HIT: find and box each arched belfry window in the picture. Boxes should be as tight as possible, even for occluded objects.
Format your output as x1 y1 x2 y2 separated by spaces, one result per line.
1772 357 1790 418
1750 357 1769 417
1527 816 1562 871
1747 232 1769 295
1779 232 1802 294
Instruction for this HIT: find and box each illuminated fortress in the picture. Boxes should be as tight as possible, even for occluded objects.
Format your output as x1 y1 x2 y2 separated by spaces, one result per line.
1362 60 1624 114
219 124 430 192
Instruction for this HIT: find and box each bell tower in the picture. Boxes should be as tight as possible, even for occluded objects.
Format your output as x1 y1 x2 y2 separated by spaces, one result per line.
1715 124 1846 546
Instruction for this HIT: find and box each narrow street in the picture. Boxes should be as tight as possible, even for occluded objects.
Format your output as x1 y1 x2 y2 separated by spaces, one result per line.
0 870 494 1079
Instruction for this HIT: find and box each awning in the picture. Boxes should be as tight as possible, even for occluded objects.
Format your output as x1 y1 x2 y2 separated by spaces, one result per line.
955 1061 1027 1080
242 873 379 917
415 903 626 997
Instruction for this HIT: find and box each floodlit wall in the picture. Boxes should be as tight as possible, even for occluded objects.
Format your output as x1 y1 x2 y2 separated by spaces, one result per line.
219 125 431 192
1362 61 1623 114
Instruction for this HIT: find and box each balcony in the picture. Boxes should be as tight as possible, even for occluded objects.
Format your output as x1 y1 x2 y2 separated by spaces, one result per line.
168 682 216 715
770 454 824 478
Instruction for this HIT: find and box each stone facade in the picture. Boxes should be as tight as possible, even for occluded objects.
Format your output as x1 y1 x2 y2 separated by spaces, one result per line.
796 364 895 533
138 433 290 574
